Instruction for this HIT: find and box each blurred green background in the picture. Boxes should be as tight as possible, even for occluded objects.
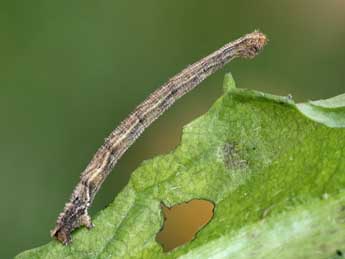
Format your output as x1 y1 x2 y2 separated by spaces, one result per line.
1 1 345 257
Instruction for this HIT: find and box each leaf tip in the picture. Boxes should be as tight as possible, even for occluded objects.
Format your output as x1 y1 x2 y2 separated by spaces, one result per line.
223 72 237 93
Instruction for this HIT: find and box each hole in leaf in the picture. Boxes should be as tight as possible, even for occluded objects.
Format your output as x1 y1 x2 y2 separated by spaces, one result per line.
156 199 215 252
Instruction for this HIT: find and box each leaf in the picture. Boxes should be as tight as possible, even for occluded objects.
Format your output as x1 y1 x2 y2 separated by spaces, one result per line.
296 93 345 128
16 73 345 259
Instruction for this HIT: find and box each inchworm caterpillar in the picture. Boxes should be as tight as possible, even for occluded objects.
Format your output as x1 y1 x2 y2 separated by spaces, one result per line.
51 31 267 244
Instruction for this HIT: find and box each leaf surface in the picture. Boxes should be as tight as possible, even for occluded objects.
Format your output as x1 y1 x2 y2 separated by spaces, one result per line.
16 74 345 259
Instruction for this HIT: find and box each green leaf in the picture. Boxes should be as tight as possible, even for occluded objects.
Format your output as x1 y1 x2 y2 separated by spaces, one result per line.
297 94 345 128
16 74 345 259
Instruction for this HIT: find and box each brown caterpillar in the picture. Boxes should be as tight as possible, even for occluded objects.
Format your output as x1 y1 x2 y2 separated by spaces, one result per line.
51 31 267 245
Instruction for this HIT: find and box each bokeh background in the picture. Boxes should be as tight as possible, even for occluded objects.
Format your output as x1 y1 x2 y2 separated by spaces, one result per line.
1 1 345 257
